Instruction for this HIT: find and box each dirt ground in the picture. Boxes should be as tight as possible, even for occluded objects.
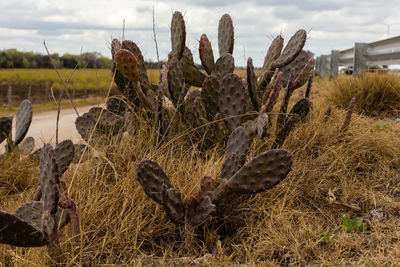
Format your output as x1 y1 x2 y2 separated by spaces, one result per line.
0 105 97 153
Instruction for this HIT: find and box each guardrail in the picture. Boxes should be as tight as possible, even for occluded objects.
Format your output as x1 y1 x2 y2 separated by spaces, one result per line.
315 35 400 77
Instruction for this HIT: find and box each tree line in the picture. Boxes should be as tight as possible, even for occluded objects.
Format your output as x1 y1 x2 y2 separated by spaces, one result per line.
0 49 113 69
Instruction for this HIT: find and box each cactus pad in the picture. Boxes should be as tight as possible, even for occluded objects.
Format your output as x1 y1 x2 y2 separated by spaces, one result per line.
218 73 247 131
218 14 234 57
40 144 59 215
19 136 35 154
225 126 249 163
271 115 300 149
227 149 293 194
106 96 129 116
290 57 315 90
0 116 12 144
115 49 139 83
167 57 186 107
273 29 307 68
54 139 74 177
261 71 283 113
121 40 151 93
288 97 311 121
137 160 173 205
257 112 269 139
0 210 48 247
220 152 242 180
187 196 216 226
199 34 215 74
212 53 235 81
262 35 284 71
246 57 260 110
171 11 186 59
14 99 33 145
201 75 220 121
162 184 185 225
180 47 206 87
111 38 120 60
281 50 311 89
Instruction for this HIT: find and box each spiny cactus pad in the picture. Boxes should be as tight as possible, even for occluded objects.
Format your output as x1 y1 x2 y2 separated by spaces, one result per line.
272 115 300 149
0 210 49 247
262 35 284 71
218 14 234 57
106 96 129 116
225 126 249 163
187 196 216 226
227 149 293 194
212 53 235 81
137 160 173 205
167 57 186 107
121 40 151 93
201 75 220 121
220 152 242 180
40 144 59 215
289 97 311 121
180 47 206 87
115 49 139 84
281 50 311 89
261 71 283 113
54 139 74 177
0 116 12 144
19 136 35 154
218 73 247 131
290 57 315 90
247 57 260 110
199 34 215 74
162 185 185 225
171 11 186 59
273 29 307 68
111 38 120 60
14 99 33 145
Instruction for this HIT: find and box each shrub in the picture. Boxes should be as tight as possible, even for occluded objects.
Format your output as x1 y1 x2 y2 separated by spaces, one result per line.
328 71 400 117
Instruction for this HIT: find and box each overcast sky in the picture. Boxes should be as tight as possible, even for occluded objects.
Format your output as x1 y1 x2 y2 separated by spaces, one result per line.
1 0 400 67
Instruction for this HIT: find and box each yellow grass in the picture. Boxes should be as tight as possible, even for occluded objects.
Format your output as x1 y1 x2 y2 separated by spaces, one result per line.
1 73 400 265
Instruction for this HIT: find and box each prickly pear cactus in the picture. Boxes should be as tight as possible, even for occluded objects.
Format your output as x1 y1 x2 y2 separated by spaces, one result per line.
218 14 234 57
199 34 215 75
14 99 33 145
227 149 293 194
171 11 186 59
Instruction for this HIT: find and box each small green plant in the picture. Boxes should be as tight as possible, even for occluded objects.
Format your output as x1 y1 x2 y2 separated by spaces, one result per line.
341 215 369 233
320 230 331 242
376 123 391 133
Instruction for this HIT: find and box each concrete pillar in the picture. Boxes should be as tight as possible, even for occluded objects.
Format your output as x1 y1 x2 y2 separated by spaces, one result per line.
315 56 321 76
353 42 368 75
330 50 340 78
320 55 328 78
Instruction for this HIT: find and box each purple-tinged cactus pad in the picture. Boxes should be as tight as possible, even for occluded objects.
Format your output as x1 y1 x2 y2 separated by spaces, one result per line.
187 196 216 226
137 160 173 205
19 136 35 154
161 184 185 225
247 57 260 110
218 14 234 57
180 47 206 87
261 72 283 113
201 75 220 121
183 89 202 127
40 144 59 215
167 57 186 107
198 176 216 199
280 50 311 89
273 29 307 68
290 57 315 90
288 97 311 122
199 34 215 74
171 11 186 59
106 96 129 116
212 53 235 81
111 38 120 60
14 99 32 145
271 115 300 149
192 95 208 133
257 112 269 139
341 96 356 133
0 210 48 247
54 139 74 177
115 49 139 84
218 73 247 131
121 40 151 93
262 35 284 71
225 126 249 163
228 149 293 194
15 201 70 230
0 116 12 144
220 152 242 180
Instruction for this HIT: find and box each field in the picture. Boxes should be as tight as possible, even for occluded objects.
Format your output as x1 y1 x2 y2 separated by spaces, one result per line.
0 70 400 266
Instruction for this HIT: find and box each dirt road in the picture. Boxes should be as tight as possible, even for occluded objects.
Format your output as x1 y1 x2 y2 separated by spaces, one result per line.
1 105 99 153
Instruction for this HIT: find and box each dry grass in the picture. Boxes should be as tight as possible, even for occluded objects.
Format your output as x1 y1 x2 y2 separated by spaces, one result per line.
1 74 400 266
328 71 400 117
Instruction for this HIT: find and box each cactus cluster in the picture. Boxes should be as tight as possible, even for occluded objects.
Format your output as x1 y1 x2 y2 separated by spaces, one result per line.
137 124 293 226
0 99 34 153
0 140 82 256
107 11 315 147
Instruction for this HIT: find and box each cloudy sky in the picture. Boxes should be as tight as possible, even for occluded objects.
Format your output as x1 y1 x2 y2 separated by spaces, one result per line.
1 0 400 67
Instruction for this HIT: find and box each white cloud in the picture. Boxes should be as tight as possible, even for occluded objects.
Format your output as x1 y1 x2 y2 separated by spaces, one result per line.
1 0 400 67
